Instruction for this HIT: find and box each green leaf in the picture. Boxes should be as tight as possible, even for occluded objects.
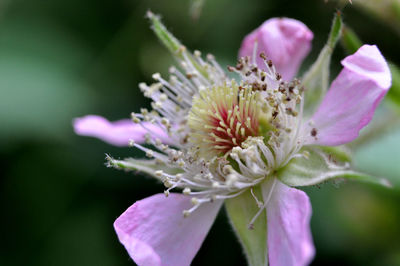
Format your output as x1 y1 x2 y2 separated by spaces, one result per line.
0 18 96 143
350 0 400 37
302 12 342 114
354 126 400 188
277 148 391 187
225 186 268 266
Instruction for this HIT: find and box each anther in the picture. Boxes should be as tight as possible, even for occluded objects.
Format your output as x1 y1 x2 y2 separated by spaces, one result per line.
155 170 164 177
131 112 141 123
152 73 161 80
311 128 318 137
159 93 168 102
191 197 199 205
183 187 191 195
146 150 154 158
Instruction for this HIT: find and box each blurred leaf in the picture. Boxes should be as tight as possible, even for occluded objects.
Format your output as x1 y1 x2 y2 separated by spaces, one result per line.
38 206 118 266
302 12 342 114
351 0 400 37
0 18 96 143
354 126 400 188
190 0 205 20
225 186 267 266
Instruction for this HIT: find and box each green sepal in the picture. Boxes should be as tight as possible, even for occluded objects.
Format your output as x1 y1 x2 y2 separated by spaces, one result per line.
277 148 392 187
225 185 268 266
106 155 182 179
388 63 400 107
146 11 182 56
318 145 352 162
146 11 208 78
340 26 362 54
302 12 342 114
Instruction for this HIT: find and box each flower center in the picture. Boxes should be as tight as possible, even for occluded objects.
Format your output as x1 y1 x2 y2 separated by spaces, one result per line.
188 81 265 159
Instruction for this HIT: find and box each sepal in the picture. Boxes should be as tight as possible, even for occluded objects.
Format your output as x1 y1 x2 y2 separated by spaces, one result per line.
277 148 392 187
146 11 209 78
302 12 342 113
225 186 268 266
106 155 182 179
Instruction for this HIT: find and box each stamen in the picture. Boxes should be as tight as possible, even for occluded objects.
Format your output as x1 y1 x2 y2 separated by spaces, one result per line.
248 179 276 229
250 187 264 208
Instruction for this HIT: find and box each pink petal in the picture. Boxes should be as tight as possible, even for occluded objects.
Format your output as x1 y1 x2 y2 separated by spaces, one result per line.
114 193 222 266
239 18 313 80
305 45 391 146
73 115 170 146
266 180 315 266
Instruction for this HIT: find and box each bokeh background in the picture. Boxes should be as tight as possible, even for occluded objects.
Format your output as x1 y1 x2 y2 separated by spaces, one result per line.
1 0 400 265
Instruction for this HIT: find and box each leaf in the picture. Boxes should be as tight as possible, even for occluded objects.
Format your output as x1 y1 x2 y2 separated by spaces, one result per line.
354 126 400 188
350 0 400 37
302 12 342 114
225 185 268 266
277 148 391 187
0 18 95 143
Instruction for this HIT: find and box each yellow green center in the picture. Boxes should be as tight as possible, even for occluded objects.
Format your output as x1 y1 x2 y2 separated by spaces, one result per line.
188 82 268 159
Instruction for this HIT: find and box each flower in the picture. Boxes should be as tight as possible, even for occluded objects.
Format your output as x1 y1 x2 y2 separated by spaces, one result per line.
74 14 391 266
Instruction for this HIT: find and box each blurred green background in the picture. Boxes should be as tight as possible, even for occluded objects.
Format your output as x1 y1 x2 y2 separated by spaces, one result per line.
1 0 400 265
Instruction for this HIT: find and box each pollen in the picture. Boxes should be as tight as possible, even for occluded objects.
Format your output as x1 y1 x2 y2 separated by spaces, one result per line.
188 81 263 159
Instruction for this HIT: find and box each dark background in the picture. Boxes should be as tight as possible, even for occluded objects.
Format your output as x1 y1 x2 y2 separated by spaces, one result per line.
1 0 400 265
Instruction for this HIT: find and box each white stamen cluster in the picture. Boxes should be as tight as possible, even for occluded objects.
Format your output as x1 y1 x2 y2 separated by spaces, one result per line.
135 47 228 146
227 53 306 167
110 46 308 218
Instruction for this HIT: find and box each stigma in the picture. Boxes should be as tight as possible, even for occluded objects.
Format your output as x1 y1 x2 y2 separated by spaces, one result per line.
188 81 266 159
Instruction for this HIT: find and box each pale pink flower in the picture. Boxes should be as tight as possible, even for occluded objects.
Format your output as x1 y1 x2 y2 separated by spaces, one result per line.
74 17 391 266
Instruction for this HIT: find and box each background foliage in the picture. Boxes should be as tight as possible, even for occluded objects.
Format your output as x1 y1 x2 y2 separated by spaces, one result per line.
1 0 400 265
